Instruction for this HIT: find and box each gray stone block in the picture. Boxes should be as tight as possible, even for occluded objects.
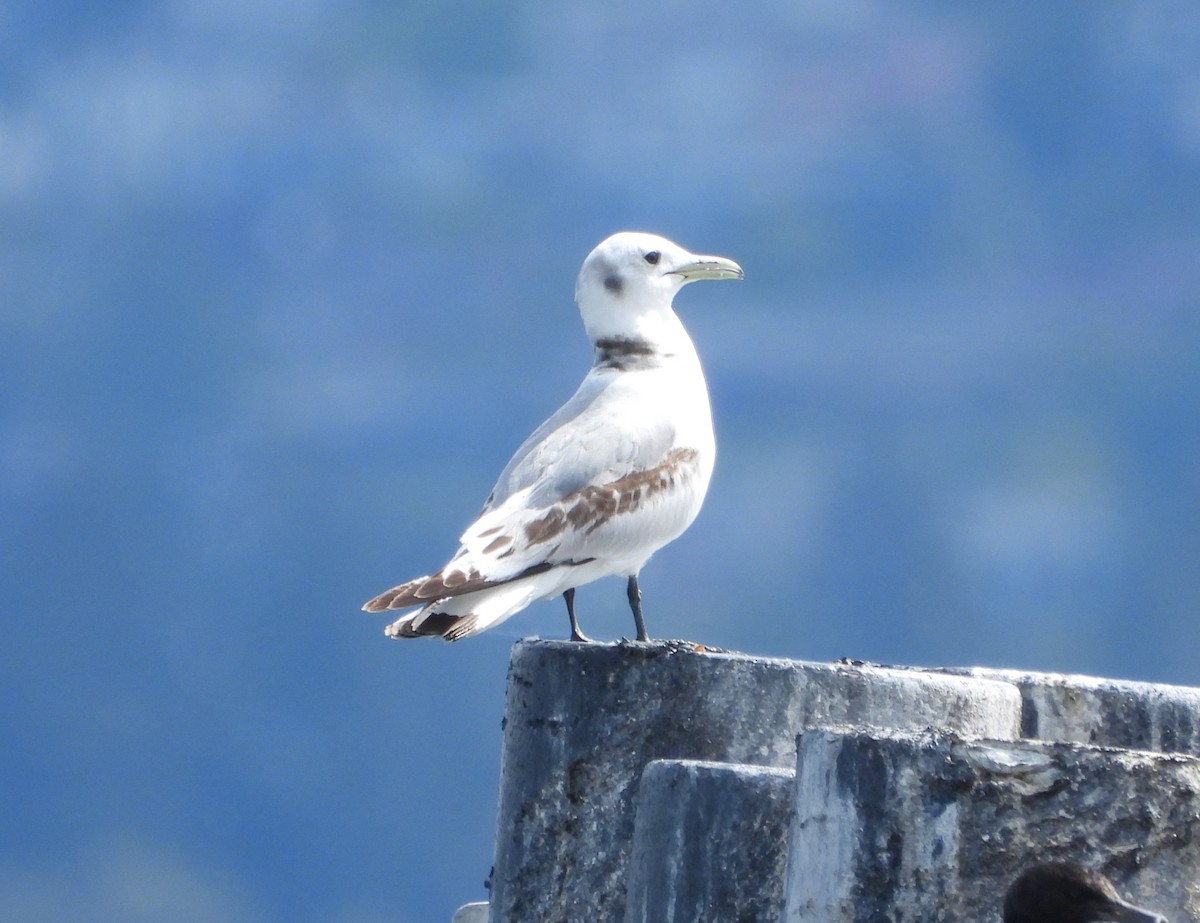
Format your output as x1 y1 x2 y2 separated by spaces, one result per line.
624 759 795 923
784 726 1200 923
488 639 1022 923
940 666 1200 755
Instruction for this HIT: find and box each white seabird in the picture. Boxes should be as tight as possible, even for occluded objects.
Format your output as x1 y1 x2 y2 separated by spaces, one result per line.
363 231 743 641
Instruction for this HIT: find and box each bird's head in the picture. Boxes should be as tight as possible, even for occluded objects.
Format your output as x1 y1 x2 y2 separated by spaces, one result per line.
1004 863 1168 923
575 232 742 343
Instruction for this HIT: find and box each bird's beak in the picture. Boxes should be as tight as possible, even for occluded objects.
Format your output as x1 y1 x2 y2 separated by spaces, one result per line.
669 255 744 282
1103 899 1169 923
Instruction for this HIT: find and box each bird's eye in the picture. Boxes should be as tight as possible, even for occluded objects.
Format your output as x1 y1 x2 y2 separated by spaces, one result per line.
643 251 661 265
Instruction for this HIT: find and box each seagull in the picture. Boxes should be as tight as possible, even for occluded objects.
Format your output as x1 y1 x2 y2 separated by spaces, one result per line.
362 232 743 642
1004 863 1168 923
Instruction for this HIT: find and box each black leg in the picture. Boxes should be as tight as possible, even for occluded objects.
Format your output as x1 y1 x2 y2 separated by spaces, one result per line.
564 588 592 642
627 575 648 642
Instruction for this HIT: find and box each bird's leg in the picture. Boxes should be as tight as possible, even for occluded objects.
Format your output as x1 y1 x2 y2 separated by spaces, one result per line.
564 588 592 642
627 575 649 642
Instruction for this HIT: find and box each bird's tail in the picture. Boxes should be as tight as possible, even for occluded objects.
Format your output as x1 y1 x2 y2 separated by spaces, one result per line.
380 578 545 642
362 564 497 613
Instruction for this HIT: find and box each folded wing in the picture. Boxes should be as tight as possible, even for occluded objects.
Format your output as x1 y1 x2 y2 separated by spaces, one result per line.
362 370 696 614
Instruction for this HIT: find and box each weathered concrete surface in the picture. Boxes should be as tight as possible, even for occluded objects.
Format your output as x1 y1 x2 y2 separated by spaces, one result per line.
624 759 795 923
488 639 1021 923
938 666 1200 755
784 726 1200 923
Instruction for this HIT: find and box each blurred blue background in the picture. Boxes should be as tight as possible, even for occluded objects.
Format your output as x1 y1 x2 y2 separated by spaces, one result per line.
3 2 1199 920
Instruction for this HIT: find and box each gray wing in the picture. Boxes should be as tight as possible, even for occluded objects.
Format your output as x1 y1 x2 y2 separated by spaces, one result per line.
483 369 675 513
434 369 681 581
361 367 701 613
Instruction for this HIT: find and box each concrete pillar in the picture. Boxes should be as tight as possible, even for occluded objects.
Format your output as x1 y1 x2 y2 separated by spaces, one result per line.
623 759 794 923
488 639 1022 923
784 726 1200 923
938 666 1200 754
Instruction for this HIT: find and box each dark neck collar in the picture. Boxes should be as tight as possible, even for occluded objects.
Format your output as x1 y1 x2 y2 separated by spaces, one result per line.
593 336 662 371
